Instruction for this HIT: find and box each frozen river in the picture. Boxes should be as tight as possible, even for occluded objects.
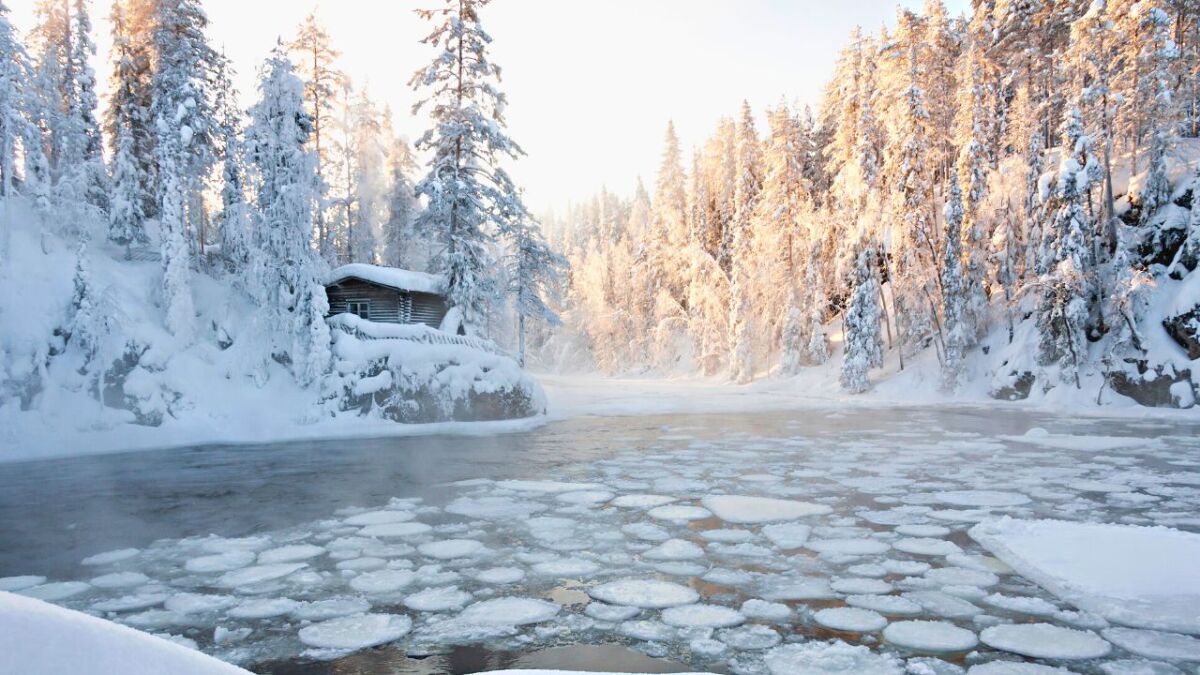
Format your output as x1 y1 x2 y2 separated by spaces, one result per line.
1 406 1199 675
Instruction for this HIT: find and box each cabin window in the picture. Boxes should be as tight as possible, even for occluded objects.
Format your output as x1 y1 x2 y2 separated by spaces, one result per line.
347 300 370 320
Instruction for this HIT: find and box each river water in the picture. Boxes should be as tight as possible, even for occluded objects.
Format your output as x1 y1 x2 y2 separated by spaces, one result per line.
1 406 1197 674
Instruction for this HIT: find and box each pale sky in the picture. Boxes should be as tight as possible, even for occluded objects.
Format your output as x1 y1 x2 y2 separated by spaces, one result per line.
9 0 971 212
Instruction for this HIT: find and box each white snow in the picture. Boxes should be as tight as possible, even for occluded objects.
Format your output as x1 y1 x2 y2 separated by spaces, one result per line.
326 263 445 295
971 518 1200 634
980 623 1112 659
700 495 832 523
0 591 251 674
882 620 978 652
587 579 700 608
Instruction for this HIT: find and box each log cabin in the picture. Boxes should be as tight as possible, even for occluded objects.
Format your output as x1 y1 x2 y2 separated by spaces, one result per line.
324 264 451 329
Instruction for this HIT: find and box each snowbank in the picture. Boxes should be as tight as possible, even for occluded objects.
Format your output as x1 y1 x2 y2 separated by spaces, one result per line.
970 517 1200 634
0 591 250 675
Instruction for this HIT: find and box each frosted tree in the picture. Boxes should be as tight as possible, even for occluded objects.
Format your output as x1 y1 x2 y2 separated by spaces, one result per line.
289 11 345 262
650 121 689 310
409 0 531 332
383 137 422 269
940 176 969 392
887 26 937 357
728 100 762 384
106 0 156 220
503 213 567 367
1037 106 1096 388
67 0 107 214
956 37 991 340
245 47 329 384
68 238 106 371
1069 0 1120 249
0 0 29 201
244 46 331 381
1135 5 1175 224
151 0 219 254
802 240 829 365
215 53 251 277
841 244 883 394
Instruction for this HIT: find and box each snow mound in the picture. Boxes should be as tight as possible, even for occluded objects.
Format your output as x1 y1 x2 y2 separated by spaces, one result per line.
883 620 978 652
980 623 1112 659
297 613 412 651
970 518 1200 634
0 591 251 674
587 579 699 608
763 640 904 675
700 495 832 523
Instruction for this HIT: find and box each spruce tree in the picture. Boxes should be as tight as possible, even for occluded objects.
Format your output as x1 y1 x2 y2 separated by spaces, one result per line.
841 245 883 394
940 176 969 392
409 0 530 332
245 47 329 384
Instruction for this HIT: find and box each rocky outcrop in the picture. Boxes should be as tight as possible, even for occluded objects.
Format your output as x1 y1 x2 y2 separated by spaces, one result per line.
1163 306 1200 360
1107 360 1196 409
990 370 1035 401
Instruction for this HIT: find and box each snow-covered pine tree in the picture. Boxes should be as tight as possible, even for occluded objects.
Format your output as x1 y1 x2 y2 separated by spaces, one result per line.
151 0 219 254
887 17 938 357
956 35 992 341
409 0 530 333
1037 106 1096 388
728 100 762 384
940 175 969 392
245 47 330 385
106 0 156 221
503 210 567 367
68 238 106 371
1135 5 1175 225
802 239 829 365
67 0 107 215
840 244 883 394
0 0 29 202
347 90 389 264
106 2 147 252
289 11 344 264
214 52 251 279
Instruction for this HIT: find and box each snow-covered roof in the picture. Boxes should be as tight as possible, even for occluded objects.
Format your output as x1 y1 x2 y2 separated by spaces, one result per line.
325 264 447 295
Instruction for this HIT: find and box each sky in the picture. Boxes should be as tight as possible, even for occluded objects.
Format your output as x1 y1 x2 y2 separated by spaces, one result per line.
9 0 971 213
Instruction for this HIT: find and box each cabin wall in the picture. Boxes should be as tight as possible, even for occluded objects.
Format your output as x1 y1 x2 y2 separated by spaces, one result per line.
326 278 448 328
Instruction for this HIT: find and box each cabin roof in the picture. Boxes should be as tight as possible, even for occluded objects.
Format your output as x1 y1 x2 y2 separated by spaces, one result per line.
325 264 447 296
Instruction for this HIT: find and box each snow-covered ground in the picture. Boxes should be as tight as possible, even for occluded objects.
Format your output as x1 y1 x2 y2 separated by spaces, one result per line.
4 410 1198 674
